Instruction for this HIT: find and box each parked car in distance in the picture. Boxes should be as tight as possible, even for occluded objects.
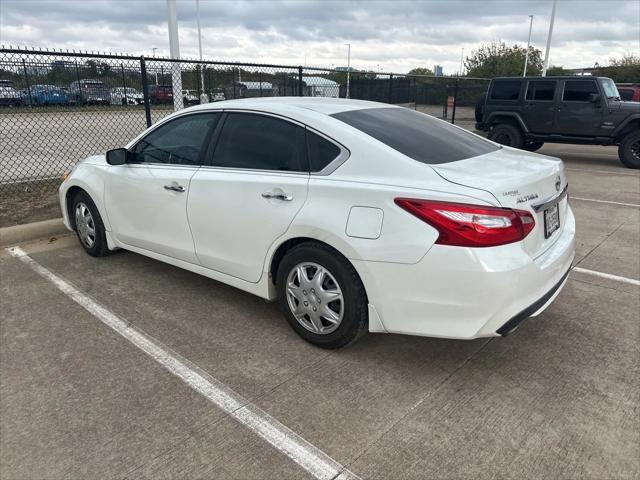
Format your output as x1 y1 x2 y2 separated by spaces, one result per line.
22 84 69 106
617 83 640 102
148 85 173 104
211 89 226 102
60 98 575 349
0 79 22 107
476 76 640 168
110 87 143 105
182 89 199 105
69 79 111 105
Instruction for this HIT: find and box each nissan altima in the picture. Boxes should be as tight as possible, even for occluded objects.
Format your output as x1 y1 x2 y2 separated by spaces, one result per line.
59 97 575 349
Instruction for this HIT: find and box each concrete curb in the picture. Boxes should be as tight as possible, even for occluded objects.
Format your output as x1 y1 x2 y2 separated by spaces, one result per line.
0 218 70 247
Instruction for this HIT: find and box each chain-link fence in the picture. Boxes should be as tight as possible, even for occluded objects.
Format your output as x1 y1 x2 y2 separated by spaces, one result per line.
0 48 489 217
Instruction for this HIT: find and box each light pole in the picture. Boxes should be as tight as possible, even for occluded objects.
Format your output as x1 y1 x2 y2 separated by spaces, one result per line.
166 0 183 110
459 47 464 76
345 43 351 99
523 15 534 76
152 47 158 85
542 0 558 76
195 0 207 102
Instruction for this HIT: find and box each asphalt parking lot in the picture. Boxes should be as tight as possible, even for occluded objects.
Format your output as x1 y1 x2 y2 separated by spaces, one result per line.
1 144 639 479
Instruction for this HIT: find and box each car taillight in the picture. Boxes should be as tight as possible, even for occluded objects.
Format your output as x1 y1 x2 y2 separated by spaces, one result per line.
394 198 535 247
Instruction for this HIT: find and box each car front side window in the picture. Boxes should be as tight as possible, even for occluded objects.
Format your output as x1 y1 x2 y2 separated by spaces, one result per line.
562 80 598 102
211 113 307 172
132 113 220 166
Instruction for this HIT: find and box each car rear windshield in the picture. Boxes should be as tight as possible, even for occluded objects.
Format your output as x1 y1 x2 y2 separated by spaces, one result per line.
331 107 499 165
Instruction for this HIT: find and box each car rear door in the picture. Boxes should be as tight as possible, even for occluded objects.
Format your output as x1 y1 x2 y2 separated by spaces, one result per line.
555 79 604 136
105 112 220 263
187 111 309 283
523 79 557 133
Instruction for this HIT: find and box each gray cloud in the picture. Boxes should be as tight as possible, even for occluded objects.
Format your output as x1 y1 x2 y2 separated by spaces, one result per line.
1 0 638 74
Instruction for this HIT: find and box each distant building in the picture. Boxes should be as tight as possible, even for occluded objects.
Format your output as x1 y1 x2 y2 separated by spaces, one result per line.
235 81 277 97
434 65 443 76
301 77 339 98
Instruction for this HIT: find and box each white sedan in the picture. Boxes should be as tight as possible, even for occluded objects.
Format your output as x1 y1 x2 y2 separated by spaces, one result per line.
59 97 575 349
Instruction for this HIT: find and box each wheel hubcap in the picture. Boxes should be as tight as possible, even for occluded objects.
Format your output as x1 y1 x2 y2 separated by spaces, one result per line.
286 262 344 335
75 202 96 248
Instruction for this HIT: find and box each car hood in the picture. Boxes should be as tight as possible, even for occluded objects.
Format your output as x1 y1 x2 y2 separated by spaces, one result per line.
612 100 640 111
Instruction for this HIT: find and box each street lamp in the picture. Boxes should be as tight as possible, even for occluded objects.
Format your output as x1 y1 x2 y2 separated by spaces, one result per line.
195 0 207 103
523 15 534 76
459 48 464 76
542 0 558 76
345 43 351 99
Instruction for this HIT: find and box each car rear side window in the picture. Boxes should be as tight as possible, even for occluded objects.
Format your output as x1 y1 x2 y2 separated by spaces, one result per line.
306 130 342 172
331 107 499 165
212 113 306 172
490 80 522 100
133 113 219 165
526 80 556 101
562 80 598 102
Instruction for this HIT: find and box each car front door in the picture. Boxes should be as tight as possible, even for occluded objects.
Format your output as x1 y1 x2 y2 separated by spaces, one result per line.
188 111 309 283
555 79 604 136
523 79 557 133
105 112 220 263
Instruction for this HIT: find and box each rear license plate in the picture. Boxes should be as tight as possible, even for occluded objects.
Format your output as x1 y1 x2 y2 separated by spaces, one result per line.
544 204 560 238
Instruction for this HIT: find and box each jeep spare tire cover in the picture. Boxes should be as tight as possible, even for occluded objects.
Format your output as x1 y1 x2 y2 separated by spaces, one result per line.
475 93 486 122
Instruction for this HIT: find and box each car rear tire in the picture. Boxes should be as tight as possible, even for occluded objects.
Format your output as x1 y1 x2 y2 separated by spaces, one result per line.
618 131 640 169
488 124 524 149
276 242 368 349
522 140 544 152
71 191 110 257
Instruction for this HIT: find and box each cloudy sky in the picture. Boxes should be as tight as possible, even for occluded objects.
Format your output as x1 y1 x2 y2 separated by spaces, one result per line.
1 0 638 74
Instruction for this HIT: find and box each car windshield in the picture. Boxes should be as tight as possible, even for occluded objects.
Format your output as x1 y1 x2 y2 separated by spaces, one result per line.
600 78 620 100
331 107 499 165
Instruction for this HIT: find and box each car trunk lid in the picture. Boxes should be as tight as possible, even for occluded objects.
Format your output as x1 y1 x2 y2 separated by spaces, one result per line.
431 146 568 258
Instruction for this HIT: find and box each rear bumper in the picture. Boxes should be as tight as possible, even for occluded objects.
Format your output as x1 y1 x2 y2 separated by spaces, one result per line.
353 206 576 339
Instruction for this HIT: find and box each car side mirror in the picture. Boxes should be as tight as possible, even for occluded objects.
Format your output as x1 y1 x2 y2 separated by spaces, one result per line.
588 93 601 103
106 148 130 165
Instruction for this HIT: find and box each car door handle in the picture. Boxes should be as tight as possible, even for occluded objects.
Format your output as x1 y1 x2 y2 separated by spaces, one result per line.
164 184 185 192
261 191 293 201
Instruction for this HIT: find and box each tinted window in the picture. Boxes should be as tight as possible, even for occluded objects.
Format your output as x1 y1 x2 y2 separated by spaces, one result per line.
490 80 522 100
212 113 306 171
619 89 633 101
332 107 499 165
526 81 556 101
133 113 218 165
563 80 598 102
307 130 341 172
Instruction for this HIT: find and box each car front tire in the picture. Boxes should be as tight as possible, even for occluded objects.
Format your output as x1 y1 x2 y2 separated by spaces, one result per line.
488 124 524 149
522 140 544 152
619 131 640 169
71 191 110 257
276 242 368 349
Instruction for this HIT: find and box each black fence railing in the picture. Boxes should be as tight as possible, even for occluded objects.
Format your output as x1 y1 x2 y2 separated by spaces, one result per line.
0 48 489 195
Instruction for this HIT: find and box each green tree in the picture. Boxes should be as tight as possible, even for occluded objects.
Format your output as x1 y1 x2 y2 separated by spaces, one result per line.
546 65 570 76
596 53 640 82
464 41 543 78
408 67 434 76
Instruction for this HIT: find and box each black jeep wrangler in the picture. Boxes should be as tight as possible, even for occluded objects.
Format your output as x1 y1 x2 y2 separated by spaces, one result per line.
475 76 640 168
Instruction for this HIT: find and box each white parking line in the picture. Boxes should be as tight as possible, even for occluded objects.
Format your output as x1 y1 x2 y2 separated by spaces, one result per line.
565 167 640 177
571 197 640 208
6 246 359 480
572 267 640 287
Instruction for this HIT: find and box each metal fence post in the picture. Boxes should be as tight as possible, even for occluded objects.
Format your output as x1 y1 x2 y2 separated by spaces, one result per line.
259 71 263 97
233 68 237 99
74 61 83 104
451 77 459 125
388 74 393 104
298 66 303 96
21 59 33 106
140 57 152 127
121 64 128 105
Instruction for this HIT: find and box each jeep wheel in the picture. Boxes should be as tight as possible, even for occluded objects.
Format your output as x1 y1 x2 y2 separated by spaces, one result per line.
488 124 524 149
522 140 544 152
618 131 640 169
